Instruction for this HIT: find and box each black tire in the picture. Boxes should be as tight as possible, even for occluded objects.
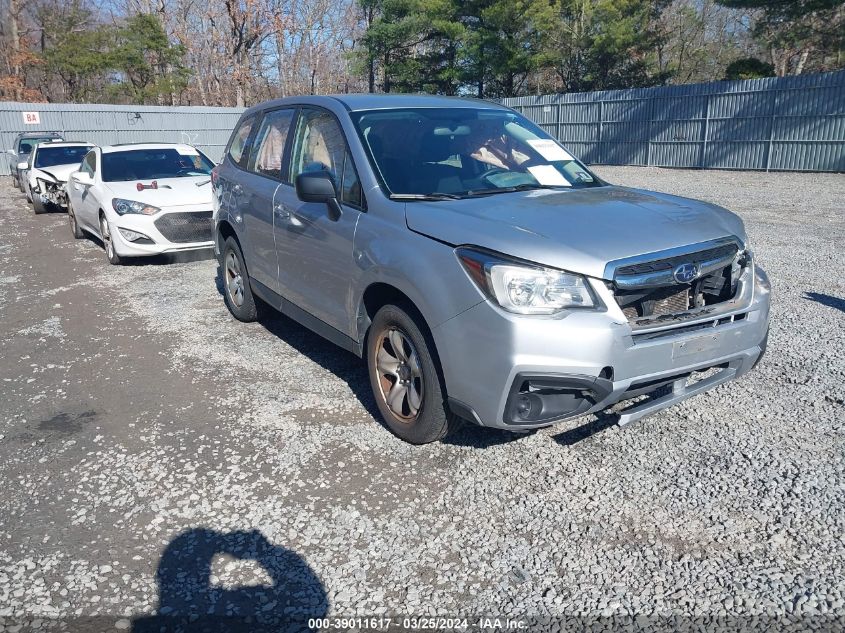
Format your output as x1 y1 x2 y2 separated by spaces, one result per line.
99 214 122 265
32 195 48 214
221 236 259 322
367 304 458 444
68 199 83 239
25 184 33 204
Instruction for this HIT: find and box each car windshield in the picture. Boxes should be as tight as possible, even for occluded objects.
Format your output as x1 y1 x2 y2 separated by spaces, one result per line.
101 148 214 182
19 138 59 155
34 146 91 168
351 107 601 198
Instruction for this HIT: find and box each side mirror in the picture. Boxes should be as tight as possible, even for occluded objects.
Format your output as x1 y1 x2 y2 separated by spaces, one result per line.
17 161 28 170
7 149 16 156
295 170 342 221
72 171 94 186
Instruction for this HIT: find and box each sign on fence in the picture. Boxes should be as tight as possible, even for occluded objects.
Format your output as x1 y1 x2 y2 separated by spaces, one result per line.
22 112 41 125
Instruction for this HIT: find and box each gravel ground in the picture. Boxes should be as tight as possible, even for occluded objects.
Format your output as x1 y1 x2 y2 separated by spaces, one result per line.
0 166 843 632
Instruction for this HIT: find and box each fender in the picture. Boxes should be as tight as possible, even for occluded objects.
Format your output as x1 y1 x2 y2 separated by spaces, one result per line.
349 208 485 351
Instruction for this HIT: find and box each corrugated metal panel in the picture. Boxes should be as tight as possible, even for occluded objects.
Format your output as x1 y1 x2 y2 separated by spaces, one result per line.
501 70 845 172
0 102 244 176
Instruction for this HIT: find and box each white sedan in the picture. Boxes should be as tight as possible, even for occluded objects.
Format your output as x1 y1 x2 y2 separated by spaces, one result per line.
25 142 94 214
66 143 215 264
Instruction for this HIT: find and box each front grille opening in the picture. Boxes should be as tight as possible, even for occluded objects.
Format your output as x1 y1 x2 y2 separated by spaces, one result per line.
612 244 749 326
615 258 748 325
154 211 213 244
618 285 691 320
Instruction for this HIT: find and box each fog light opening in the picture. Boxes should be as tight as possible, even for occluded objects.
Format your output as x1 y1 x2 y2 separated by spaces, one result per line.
506 373 615 426
118 227 154 243
515 393 541 420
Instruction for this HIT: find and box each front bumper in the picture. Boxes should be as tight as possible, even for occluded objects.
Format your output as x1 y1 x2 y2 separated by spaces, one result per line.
434 264 771 430
111 208 214 257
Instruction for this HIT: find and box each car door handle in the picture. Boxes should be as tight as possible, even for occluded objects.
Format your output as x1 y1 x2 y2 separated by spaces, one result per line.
274 204 304 229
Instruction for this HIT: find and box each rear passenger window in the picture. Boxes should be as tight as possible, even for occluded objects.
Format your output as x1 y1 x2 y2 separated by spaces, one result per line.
248 109 294 181
227 116 255 166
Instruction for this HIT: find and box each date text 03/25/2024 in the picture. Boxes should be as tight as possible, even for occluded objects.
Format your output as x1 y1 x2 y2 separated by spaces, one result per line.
307 617 527 630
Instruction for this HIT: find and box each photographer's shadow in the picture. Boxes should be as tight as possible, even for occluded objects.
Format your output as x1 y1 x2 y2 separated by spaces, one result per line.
134 528 328 633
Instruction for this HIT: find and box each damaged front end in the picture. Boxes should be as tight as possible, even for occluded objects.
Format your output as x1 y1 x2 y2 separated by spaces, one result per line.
33 172 69 209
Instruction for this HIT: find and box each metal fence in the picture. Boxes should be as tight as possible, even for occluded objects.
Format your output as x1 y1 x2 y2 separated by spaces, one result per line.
3 73 843 175
501 70 845 172
0 102 245 176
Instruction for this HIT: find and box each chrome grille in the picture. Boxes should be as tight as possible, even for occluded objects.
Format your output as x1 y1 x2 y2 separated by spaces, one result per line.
613 241 739 290
611 240 747 326
154 211 213 244
616 243 738 277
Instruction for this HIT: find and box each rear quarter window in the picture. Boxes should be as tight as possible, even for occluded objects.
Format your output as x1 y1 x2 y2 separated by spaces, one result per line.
227 116 256 167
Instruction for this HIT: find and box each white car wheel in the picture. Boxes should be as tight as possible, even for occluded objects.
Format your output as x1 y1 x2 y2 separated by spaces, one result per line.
99 215 122 265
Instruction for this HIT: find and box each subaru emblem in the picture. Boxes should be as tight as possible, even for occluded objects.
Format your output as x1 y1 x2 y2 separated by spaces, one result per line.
673 263 699 284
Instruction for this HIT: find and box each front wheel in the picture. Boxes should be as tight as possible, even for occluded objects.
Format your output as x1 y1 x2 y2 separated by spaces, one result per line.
100 214 122 265
68 199 84 239
367 304 458 444
32 195 48 214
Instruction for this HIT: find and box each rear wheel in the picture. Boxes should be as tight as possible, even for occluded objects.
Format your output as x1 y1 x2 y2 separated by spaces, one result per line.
68 199 83 239
222 236 259 322
367 304 457 444
100 214 122 265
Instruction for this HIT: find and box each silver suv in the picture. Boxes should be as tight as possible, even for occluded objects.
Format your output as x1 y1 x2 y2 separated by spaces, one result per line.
212 95 770 444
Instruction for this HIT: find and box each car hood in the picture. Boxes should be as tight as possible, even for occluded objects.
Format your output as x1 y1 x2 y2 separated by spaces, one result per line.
404 186 747 279
34 164 79 183
104 177 213 208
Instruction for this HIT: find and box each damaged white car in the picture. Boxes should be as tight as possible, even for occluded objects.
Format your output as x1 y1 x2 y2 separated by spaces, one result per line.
25 142 94 214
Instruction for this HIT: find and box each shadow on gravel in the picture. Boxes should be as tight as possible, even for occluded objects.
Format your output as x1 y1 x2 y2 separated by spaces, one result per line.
552 412 619 446
804 291 845 314
442 423 532 448
213 265 383 423
81 234 214 265
133 528 327 633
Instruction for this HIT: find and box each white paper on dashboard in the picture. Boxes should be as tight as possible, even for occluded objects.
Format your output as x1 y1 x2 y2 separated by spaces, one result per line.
176 147 200 156
526 139 574 162
527 165 570 186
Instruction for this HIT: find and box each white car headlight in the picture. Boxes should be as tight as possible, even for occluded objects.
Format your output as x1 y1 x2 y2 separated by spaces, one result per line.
456 247 597 314
112 198 160 216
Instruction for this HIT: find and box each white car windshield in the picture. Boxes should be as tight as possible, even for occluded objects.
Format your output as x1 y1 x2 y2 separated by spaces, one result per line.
102 148 213 182
351 107 601 198
34 146 91 169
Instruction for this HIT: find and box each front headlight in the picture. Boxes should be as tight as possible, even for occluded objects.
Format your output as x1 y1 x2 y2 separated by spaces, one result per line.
36 177 55 192
112 198 160 216
456 247 596 314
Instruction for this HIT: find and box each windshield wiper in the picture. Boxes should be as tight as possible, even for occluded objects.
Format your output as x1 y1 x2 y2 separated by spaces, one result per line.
389 192 463 201
461 184 570 197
